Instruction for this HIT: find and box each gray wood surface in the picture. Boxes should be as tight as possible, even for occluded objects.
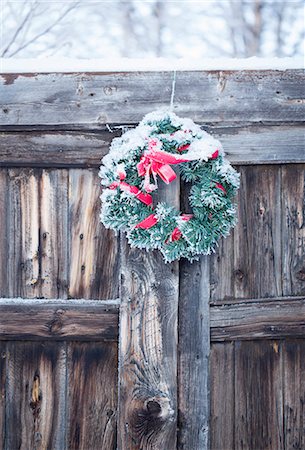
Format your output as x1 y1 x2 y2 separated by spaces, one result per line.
40 169 69 299
210 297 305 341
282 165 305 296
1 70 304 127
234 165 282 299
283 340 305 450
6 168 40 298
5 341 67 450
0 167 120 300
0 298 119 341
234 341 283 450
0 342 5 450
0 125 304 167
118 176 179 449
67 342 118 450
178 257 210 449
0 171 7 297
69 169 120 300
210 342 234 450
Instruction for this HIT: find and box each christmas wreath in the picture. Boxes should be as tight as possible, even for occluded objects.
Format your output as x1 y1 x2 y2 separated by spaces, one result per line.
99 110 240 263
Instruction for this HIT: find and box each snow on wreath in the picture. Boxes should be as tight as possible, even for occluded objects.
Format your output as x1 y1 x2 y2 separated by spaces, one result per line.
99 110 240 263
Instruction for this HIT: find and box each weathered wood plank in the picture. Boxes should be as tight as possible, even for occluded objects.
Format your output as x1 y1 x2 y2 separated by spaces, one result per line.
67 342 118 450
234 340 283 450
119 241 179 449
0 130 121 167
210 231 235 303
119 171 179 450
0 342 5 449
6 168 40 298
69 169 120 299
210 298 305 341
234 165 282 299
0 298 119 341
5 341 66 450
283 340 305 450
40 169 69 298
282 165 305 296
0 125 304 167
178 257 210 449
210 342 235 450
0 70 304 127
0 170 8 297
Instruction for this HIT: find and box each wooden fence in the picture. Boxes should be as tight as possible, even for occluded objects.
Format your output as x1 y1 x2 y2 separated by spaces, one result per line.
0 68 304 450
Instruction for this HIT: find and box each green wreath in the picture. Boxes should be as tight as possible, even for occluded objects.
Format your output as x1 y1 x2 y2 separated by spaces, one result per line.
99 110 240 263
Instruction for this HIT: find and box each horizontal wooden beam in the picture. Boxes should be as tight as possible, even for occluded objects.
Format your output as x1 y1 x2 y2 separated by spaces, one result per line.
0 298 119 341
210 297 305 341
0 125 304 168
1 70 304 127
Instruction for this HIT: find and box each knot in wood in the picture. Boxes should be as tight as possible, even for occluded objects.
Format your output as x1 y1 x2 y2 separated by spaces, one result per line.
234 269 245 281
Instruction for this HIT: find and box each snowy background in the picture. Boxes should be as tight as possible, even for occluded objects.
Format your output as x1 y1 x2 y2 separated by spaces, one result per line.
1 0 304 61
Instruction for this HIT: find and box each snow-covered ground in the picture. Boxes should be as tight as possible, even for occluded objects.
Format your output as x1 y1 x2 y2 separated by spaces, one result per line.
0 57 304 73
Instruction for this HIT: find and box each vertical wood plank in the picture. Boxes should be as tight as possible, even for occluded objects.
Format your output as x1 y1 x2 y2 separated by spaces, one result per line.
282 165 305 296
0 170 8 297
7 169 40 298
69 169 119 299
178 257 210 449
119 244 179 449
210 233 235 303
118 176 179 449
0 342 6 449
40 169 69 299
234 340 284 450
234 166 282 299
210 342 235 450
5 341 66 450
67 342 118 450
283 339 305 450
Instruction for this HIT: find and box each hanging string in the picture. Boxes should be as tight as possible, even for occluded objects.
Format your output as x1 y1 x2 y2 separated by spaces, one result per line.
169 70 177 111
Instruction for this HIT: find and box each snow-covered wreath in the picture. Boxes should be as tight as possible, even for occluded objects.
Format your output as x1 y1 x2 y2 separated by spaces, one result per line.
99 110 240 263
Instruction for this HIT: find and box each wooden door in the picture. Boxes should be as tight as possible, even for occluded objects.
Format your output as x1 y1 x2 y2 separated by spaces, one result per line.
0 68 304 450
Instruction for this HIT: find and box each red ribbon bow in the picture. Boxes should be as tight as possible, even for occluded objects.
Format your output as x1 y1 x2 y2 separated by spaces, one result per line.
137 148 189 193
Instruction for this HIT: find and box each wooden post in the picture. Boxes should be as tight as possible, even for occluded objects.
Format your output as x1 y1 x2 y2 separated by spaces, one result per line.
118 177 179 449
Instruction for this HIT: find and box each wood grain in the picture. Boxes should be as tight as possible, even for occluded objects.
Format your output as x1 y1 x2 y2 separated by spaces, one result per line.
210 230 235 303
0 342 5 449
0 170 8 297
282 165 305 296
210 342 235 450
283 340 305 450
67 342 118 450
0 70 304 127
0 129 121 167
69 169 120 299
40 169 69 298
119 176 179 450
210 297 305 341
234 340 283 450
5 341 66 450
1 125 304 167
6 169 40 298
234 165 282 299
0 298 119 341
178 257 210 449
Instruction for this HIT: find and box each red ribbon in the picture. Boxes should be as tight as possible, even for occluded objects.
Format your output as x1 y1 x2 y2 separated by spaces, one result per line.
169 214 193 242
137 149 189 193
135 214 158 229
110 181 153 206
215 182 226 194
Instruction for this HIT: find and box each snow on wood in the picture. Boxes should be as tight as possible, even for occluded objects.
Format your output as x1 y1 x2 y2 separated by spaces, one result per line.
0 56 304 74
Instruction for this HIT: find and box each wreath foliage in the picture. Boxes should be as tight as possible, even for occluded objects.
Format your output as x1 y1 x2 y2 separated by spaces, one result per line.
99 110 240 263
